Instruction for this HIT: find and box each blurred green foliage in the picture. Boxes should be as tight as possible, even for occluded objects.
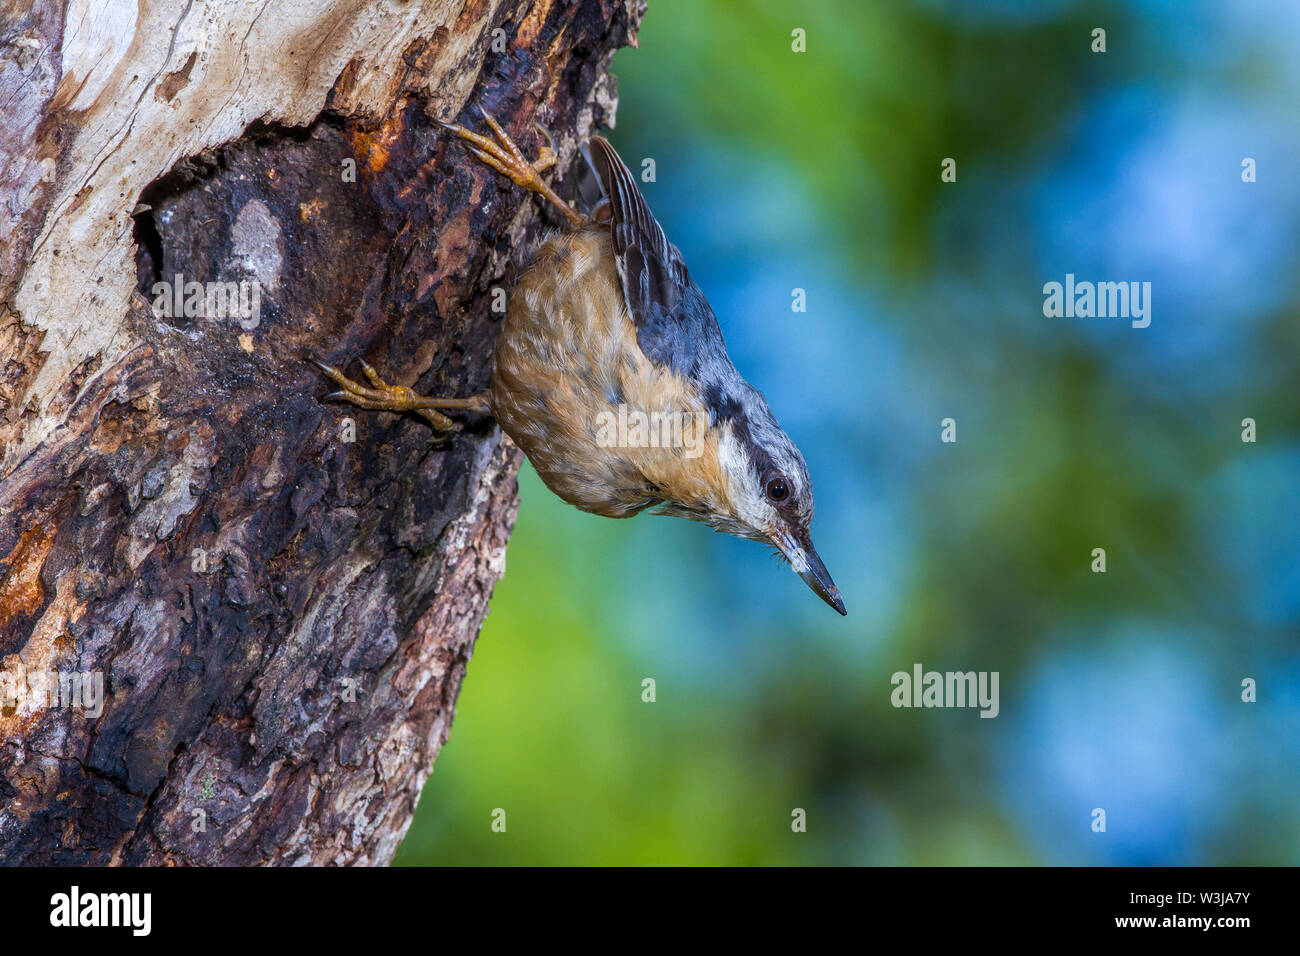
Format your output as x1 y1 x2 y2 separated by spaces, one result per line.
396 0 1300 865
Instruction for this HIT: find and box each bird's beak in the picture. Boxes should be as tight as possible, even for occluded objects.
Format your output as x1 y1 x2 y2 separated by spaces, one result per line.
772 529 846 616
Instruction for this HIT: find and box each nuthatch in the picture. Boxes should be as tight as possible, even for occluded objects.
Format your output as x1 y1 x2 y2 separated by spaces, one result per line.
319 109 846 615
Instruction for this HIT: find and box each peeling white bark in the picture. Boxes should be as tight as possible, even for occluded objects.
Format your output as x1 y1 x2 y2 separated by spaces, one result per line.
4 0 520 474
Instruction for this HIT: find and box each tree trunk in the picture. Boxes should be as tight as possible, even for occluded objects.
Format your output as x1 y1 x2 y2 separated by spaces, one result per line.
0 0 642 865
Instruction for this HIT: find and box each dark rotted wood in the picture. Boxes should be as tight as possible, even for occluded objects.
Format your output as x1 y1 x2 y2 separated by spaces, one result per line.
0 0 643 865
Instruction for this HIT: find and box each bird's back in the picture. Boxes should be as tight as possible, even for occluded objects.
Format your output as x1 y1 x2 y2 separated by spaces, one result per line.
490 227 730 520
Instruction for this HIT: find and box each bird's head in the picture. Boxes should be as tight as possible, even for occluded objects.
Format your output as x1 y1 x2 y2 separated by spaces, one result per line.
657 383 846 615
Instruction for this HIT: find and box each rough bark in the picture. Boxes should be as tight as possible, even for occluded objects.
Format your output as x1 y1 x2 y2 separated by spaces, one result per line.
0 0 643 865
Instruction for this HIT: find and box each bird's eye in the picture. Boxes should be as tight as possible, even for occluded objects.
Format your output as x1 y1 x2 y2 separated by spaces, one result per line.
765 476 790 502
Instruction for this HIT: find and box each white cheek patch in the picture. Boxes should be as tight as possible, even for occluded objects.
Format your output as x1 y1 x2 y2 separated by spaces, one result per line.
717 429 756 514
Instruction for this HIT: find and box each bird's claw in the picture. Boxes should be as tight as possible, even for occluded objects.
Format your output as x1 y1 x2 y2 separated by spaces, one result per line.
438 105 583 226
315 358 459 433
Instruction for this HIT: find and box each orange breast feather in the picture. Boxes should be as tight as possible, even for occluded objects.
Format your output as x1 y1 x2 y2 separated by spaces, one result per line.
490 228 730 518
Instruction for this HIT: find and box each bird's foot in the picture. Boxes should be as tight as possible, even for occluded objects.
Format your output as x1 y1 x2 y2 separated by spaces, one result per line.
438 107 585 227
316 359 490 434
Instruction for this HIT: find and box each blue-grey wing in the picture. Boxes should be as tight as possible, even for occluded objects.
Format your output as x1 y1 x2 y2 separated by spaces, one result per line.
583 136 731 385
